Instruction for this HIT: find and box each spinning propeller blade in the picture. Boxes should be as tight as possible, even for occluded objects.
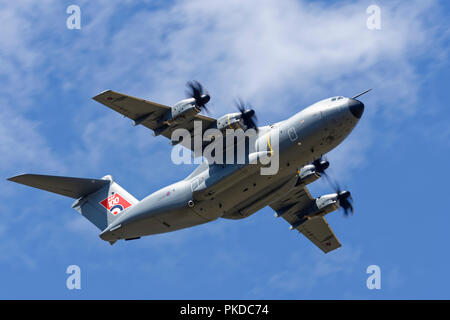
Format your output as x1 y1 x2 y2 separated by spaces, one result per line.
314 156 354 217
235 98 258 132
186 80 211 113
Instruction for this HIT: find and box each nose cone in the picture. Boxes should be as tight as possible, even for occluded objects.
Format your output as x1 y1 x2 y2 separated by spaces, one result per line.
348 99 364 119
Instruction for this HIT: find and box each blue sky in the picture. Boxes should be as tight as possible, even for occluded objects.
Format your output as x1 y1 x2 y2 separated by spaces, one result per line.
1 0 449 299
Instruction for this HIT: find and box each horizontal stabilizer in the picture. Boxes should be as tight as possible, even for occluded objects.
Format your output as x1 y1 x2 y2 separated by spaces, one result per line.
7 174 110 199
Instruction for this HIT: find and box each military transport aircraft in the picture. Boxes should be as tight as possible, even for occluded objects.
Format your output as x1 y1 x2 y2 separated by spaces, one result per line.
8 82 369 253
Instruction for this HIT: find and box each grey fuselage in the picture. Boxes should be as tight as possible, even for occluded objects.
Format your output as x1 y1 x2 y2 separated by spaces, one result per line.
100 96 364 242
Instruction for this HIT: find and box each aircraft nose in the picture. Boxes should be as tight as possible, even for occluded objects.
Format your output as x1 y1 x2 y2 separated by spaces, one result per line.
348 99 364 119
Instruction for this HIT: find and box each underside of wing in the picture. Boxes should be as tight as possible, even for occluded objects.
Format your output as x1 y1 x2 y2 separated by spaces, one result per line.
270 179 341 253
93 90 171 129
160 113 216 152
270 183 314 224
297 216 341 253
93 90 217 152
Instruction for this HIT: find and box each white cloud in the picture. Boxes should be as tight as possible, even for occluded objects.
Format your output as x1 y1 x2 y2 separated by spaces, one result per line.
69 0 444 112
0 0 448 290
1 0 443 175
50 0 446 179
0 106 65 175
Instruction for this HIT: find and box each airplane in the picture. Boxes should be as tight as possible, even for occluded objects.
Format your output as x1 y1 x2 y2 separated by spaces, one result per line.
7 81 369 253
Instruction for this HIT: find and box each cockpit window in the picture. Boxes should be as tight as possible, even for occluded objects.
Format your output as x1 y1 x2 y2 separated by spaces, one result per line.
331 97 337 101
338 96 343 100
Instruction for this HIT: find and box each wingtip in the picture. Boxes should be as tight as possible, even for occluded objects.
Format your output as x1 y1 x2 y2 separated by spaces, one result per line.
7 174 27 182
92 89 113 100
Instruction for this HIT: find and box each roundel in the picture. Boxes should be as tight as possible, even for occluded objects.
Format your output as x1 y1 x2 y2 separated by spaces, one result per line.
110 204 124 215
99 193 132 216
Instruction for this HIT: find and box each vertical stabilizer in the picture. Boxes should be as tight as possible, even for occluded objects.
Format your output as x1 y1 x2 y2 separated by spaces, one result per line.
71 175 138 230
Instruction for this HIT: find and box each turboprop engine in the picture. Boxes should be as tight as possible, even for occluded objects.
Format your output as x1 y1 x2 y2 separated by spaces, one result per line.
162 81 211 126
297 158 330 185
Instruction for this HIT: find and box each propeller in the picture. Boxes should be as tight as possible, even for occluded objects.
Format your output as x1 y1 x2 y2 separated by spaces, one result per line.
327 178 354 217
313 156 354 216
336 187 354 217
312 156 329 176
235 98 258 132
186 80 211 113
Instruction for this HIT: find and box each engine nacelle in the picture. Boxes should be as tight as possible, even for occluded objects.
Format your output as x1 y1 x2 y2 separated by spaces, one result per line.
216 112 243 132
288 193 338 222
202 112 245 141
164 98 200 125
315 193 339 215
297 164 320 185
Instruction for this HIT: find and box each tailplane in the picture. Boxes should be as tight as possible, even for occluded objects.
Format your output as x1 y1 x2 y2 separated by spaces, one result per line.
8 174 138 231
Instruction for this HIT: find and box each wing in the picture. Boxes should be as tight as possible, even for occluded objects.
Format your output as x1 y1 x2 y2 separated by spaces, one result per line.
93 90 216 151
296 216 341 253
270 182 341 253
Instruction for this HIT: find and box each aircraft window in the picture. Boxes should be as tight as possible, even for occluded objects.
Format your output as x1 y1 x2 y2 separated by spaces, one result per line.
331 97 336 101
338 96 343 100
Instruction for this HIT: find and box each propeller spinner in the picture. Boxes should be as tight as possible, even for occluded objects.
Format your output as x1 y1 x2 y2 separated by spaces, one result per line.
314 156 354 217
235 98 258 132
336 189 354 217
186 80 211 113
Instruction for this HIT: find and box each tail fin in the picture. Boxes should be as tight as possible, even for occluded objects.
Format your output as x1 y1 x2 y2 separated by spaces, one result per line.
8 174 138 231
71 175 138 230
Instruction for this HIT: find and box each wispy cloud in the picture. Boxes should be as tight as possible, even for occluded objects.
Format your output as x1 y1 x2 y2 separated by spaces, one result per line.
247 245 363 298
0 0 448 297
2 0 446 176
53 0 448 177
